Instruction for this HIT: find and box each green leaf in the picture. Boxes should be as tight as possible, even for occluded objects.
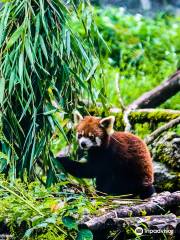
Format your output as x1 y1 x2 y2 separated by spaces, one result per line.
19 52 24 79
34 13 40 47
25 37 34 66
62 216 78 230
8 70 16 94
36 222 48 228
0 78 5 105
86 60 99 81
0 4 11 46
45 215 57 224
6 24 24 49
76 38 91 66
76 229 93 240
0 152 8 160
39 35 48 60
66 30 71 58
0 157 7 173
24 228 34 238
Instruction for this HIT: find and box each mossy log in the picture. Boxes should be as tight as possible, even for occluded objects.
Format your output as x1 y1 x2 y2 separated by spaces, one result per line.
88 107 180 130
153 161 180 192
80 191 180 232
151 132 180 170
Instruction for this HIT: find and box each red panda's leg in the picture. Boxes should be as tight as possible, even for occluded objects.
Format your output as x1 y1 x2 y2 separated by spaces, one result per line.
57 157 96 178
139 185 156 199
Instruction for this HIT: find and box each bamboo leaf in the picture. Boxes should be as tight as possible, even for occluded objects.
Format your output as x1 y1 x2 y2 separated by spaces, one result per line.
0 3 11 46
34 13 40 49
0 78 5 105
25 37 34 66
76 38 91 66
19 52 24 79
39 35 48 60
86 60 99 81
66 30 71 58
8 70 16 94
6 24 24 50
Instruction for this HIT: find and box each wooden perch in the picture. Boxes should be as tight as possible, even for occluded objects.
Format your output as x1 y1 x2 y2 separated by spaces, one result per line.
80 191 180 231
145 116 180 145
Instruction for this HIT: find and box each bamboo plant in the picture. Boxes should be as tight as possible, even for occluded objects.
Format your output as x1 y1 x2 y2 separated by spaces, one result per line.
0 0 100 184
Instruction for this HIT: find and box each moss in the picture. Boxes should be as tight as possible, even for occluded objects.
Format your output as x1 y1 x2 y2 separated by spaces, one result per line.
140 210 147 216
130 110 180 124
89 107 180 133
152 132 180 171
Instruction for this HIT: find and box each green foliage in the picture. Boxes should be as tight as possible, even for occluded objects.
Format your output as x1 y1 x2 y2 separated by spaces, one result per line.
0 0 100 183
0 175 140 239
76 229 93 240
74 7 180 108
0 175 91 239
62 216 78 230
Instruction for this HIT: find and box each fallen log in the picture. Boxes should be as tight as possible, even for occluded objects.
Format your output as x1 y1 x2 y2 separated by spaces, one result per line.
80 191 180 231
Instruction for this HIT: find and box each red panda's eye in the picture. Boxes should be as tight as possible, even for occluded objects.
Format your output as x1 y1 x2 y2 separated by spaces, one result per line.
90 136 95 141
78 134 82 139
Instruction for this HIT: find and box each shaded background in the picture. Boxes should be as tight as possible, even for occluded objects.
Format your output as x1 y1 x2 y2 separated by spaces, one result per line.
1 1 180 14
91 0 180 15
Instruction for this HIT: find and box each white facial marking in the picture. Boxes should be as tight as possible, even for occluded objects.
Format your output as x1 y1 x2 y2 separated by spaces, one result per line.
95 137 101 146
81 130 84 135
79 137 93 149
89 132 92 136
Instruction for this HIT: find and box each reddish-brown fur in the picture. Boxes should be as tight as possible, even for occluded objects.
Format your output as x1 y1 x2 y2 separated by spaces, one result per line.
59 115 155 198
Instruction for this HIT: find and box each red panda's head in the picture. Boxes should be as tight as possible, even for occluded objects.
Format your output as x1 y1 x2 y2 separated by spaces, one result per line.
73 111 115 150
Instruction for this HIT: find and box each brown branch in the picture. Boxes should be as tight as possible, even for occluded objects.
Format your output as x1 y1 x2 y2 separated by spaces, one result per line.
122 71 180 131
145 116 180 145
104 214 178 232
127 70 180 110
80 191 180 231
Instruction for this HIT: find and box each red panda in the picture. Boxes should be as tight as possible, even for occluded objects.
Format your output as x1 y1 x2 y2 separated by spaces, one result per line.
58 112 155 199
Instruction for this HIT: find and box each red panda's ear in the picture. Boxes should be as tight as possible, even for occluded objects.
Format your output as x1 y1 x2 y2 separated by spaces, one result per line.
73 111 83 127
100 116 115 135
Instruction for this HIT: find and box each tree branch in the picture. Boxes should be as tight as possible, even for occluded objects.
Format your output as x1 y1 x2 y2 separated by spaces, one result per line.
104 214 178 232
80 191 180 231
122 71 180 131
127 70 180 110
145 116 180 145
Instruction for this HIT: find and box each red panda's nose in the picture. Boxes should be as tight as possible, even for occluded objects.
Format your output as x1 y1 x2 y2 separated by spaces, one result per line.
81 142 87 148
